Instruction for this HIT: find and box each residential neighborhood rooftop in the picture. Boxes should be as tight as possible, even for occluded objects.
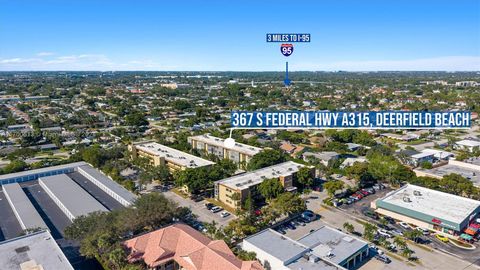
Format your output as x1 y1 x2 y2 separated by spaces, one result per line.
134 142 215 168
216 161 303 190
189 134 262 156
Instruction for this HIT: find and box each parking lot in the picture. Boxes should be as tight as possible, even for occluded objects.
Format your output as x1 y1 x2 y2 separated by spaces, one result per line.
334 185 480 267
162 191 235 227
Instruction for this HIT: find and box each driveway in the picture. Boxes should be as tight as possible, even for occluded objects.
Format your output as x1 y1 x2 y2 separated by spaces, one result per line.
162 191 235 227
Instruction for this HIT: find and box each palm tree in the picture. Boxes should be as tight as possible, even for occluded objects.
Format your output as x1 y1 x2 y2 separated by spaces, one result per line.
401 247 414 259
343 222 355 233
393 236 407 250
363 223 377 242
404 229 423 243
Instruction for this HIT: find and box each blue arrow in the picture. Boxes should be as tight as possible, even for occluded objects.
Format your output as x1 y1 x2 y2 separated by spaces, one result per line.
284 61 291 86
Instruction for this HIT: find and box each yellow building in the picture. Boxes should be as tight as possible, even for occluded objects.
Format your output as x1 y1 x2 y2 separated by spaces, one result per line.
214 161 312 209
129 142 214 172
188 134 262 168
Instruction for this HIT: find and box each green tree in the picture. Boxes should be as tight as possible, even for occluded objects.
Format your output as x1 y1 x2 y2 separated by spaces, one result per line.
343 222 355 233
401 247 414 259
323 180 344 198
269 192 306 216
393 236 407 250
296 167 314 188
258 178 284 201
247 149 286 170
363 223 377 242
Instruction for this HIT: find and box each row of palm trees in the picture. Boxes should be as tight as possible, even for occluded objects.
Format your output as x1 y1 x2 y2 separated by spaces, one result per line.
343 221 420 260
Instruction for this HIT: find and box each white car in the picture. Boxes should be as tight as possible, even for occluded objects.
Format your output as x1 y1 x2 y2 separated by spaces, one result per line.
416 227 430 235
377 229 393 238
220 211 230 218
210 206 223 213
398 222 411 229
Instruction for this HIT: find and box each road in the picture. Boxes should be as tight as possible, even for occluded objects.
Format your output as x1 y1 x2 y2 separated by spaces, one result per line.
303 190 480 270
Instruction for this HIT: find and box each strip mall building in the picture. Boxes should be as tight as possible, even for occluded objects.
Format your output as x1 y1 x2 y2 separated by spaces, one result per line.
372 184 480 236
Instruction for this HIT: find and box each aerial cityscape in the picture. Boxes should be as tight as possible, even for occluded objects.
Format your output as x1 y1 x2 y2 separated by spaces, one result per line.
0 1 479 270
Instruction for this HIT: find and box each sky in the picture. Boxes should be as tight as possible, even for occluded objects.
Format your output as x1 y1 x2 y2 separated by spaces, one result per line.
0 0 479 71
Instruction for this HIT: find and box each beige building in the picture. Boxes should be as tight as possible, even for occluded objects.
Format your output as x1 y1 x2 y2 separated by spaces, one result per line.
214 161 311 209
188 134 262 168
129 141 214 172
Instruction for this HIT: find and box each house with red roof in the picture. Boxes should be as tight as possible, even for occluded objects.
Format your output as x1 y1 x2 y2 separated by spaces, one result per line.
123 223 264 270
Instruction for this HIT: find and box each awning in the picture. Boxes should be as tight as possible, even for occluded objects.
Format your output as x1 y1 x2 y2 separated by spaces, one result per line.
469 223 480 229
460 234 473 240
465 228 476 236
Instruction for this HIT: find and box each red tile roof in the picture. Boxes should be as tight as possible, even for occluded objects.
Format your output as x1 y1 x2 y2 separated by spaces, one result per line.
123 223 263 270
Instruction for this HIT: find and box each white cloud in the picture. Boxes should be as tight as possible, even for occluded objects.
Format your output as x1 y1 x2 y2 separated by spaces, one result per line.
0 54 478 71
294 56 480 71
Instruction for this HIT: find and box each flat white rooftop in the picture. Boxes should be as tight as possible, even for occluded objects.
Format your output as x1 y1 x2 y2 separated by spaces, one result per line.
39 174 108 219
2 183 47 230
135 142 215 168
379 184 480 224
416 162 480 186
0 161 87 182
216 161 303 190
456 139 480 147
189 134 262 156
78 164 137 205
0 230 73 270
297 226 368 265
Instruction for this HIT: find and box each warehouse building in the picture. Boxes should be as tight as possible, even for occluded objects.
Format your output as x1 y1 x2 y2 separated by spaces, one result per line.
214 161 310 209
2 183 47 231
0 162 137 208
77 164 137 206
129 141 215 172
0 162 85 185
372 184 480 235
0 230 74 270
188 134 262 168
39 174 108 221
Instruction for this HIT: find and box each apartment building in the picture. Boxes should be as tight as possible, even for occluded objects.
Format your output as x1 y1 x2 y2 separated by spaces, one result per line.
214 161 310 209
188 134 262 168
129 141 215 172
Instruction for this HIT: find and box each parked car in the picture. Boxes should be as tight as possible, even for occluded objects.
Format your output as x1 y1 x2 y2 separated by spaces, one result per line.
416 227 430 235
375 254 391 264
435 234 449 243
398 222 411 230
285 222 296 230
205 203 215 210
301 211 317 222
220 211 230 218
377 229 393 238
360 190 369 196
391 229 403 236
294 219 306 227
190 195 203 202
211 206 223 213
363 210 379 220
384 216 395 224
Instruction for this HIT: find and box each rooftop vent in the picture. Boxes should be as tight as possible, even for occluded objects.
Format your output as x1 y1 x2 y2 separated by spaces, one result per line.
15 246 30 253
403 196 411 203
309 255 320 263
413 190 422 196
